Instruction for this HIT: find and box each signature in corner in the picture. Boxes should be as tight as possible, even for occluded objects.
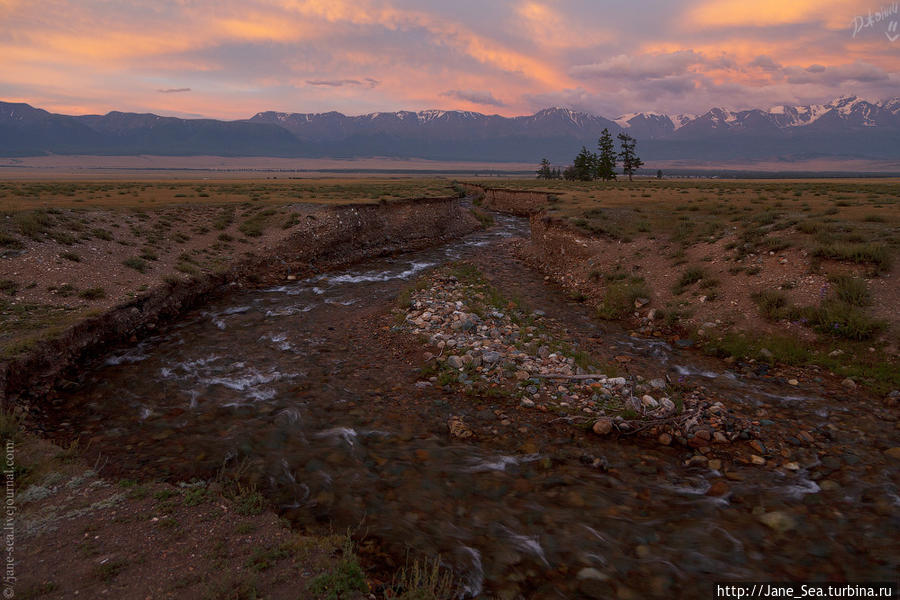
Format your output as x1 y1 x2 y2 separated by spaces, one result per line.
850 3 899 40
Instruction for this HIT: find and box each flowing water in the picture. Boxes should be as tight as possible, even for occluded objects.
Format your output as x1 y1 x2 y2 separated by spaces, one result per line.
45 211 898 598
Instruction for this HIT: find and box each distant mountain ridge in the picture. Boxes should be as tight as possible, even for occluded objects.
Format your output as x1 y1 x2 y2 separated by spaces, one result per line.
2 96 898 163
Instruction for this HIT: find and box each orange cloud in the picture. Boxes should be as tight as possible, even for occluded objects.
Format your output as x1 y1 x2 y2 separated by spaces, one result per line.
684 0 873 29
279 0 571 88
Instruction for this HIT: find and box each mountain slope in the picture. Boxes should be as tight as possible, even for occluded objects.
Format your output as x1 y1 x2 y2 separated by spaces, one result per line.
1 97 898 162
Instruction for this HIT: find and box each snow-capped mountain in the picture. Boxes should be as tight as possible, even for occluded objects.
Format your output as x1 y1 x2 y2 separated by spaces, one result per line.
614 96 900 138
2 97 898 162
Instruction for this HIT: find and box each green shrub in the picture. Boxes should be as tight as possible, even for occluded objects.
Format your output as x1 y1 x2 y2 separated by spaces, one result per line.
79 287 106 300
806 300 885 341
813 242 891 272
0 279 19 296
597 279 650 320
673 266 705 294
91 228 114 241
828 274 870 306
15 210 54 239
308 541 367 600
123 257 149 273
752 290 789 320
0 233 23 249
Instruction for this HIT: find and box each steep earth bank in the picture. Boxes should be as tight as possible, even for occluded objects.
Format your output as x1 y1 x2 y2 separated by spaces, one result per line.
1 197 479 404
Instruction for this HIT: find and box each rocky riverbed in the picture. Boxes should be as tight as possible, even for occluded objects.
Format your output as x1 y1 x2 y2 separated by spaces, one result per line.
20 209 900 599
400 264 771 470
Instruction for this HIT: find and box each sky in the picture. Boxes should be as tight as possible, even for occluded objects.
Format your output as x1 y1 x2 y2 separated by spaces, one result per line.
1 0 898 119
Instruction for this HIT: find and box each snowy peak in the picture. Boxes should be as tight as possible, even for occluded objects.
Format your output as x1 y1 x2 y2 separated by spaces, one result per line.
606 96 898 138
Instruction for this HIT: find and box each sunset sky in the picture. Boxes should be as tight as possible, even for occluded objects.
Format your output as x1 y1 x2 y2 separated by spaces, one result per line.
2 0 898 119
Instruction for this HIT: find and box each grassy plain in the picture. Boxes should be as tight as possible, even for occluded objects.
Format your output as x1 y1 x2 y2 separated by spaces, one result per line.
0 178 458 358
476 178 900 392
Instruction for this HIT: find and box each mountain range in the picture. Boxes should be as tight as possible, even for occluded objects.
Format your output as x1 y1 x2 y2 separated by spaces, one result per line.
2 96 898 164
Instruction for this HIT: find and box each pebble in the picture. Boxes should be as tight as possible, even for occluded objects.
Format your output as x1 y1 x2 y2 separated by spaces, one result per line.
758 511 797 532
403 271 753 451
750 455 766 465
576 567 608 581
482 351 501 364
788 379 798 386
687 455 708 467
819 480 841 491
592 418 613 436
883 447 900 460
706 480 729 497
448 416 473 439
841 378 856 389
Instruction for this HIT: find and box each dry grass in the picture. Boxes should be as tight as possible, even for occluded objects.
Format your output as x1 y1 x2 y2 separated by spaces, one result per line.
475 178 898 248
0 178 457 212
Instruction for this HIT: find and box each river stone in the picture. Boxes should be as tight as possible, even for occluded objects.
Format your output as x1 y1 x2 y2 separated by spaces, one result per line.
658 398 676 416
706 480 729 497
884 447 900 460
758 511 797 532
592 418 614 436
577 567 608 581
447 355 464 369
649 378 666 390
624 396 642 414
448 416 473 439
482 351 501 364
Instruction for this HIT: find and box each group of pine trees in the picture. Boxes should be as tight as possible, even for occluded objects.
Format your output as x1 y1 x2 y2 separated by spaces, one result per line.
536 129 644 181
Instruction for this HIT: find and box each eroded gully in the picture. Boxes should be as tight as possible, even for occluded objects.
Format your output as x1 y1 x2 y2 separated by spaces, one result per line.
40 210 898 599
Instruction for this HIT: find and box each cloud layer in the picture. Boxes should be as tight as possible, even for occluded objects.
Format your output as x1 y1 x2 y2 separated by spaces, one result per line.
2 0 897 119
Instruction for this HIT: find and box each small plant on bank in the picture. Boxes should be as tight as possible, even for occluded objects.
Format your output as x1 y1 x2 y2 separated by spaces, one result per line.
123 257 149 273
597 278 650 320
78 287 106 300
673 266 705 295
391 554 456 600
307 539 368 600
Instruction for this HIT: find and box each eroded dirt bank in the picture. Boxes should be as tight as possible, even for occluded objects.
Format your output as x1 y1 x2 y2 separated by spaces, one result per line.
461 183 548 216
1 197 479 404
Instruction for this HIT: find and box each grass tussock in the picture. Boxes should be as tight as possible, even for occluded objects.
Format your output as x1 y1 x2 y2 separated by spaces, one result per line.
122 257 149 273
828 274 870 307
307 539 368 600
673 266 705 295
391 555 456 600
469 207 494 228
813 242 891 272
597 278 650 320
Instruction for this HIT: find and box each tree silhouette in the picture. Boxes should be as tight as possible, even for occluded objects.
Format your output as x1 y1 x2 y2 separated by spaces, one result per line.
572 146 598 181
617 133 644 181
596 128 617 181
536 158 553 179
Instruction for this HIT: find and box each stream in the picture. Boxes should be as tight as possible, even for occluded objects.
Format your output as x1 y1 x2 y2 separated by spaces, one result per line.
44 210 899 599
